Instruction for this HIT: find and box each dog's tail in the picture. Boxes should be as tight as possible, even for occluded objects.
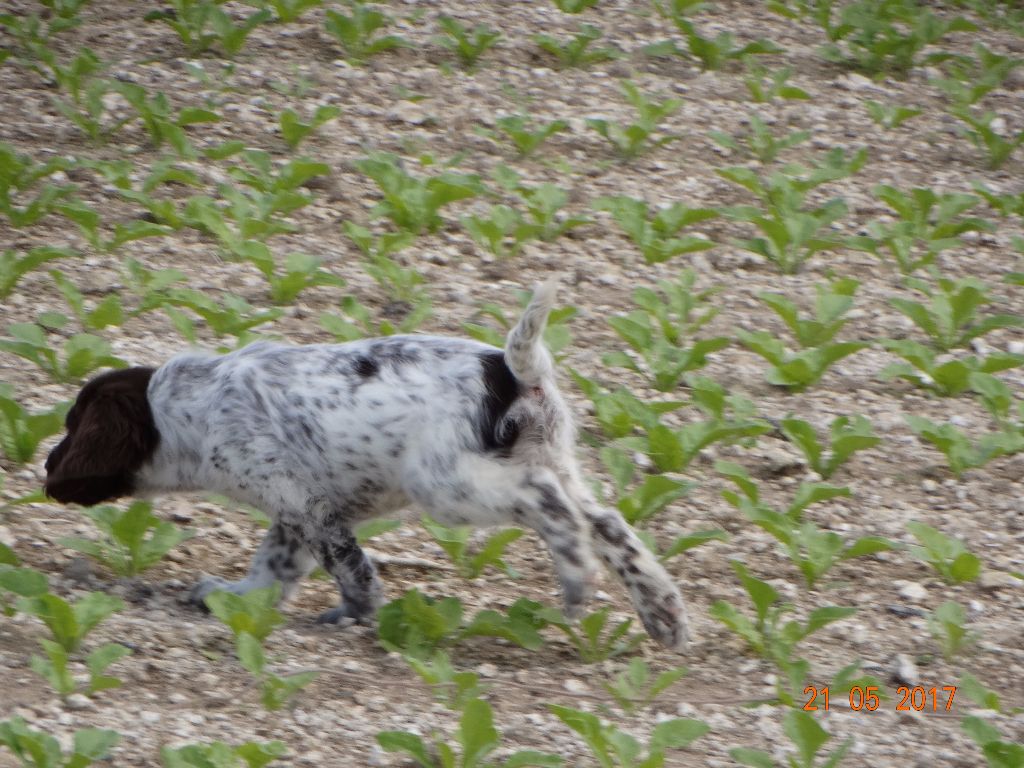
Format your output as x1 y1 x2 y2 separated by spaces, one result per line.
504 281 557 386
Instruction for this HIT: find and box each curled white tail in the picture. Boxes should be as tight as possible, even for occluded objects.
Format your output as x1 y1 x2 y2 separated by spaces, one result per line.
504 281 557 386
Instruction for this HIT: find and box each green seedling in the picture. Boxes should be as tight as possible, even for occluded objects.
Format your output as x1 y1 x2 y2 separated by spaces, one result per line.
145 0 272 57
736 334 864 392
971 371 1024 429
0 320 125 384
42 48 131 144
324 2 406 64
762 277 860 349
17 591 124 653
162 288 283 348
719 463 892 587
83 157 202 230
0 386 68 465
731 709 853 768
865 100 922 129
571 372 684 439
354 518 403 544
602 270 729 391
880 340 1023 397
0 718 119 768
491 168 590 241
710 561 857 704
905 415 1024 477
117 83 220 158
463 291 576 359
962 716 1024 768
493 114 568 156
242 243 346 304
538 605 646 662
594 195 716 264
817 0 976 78
950 107 1024 170
781 415 881 480
421 516 524 579
553 0 599 11
602 448 694 527
743 64 811 103
278 105 340 150
0 143 75 227
55 198 174 254
890 276 1023 351
404 650 489 711
0 550 49 616
355 151 483 234
59 501 193 578
49 270 124 330
379 696 563 768
31 638 131 698
603 657 688 715
377 590 546 660
928 600 974 660
932 42 1022 108
710 115 810 164
535 24 618 68
436 15 501 70
586 81 683 159
647 18 782 71
719 148 865 274
973 182 1024 218
261 0 322 23
161 739 287 768
550 704 708 767
234 632 318 711
906 521 981 584
958 672 1002 713
462 204 536 259
122 258 188 316
321 293 431 340
849 184 992 275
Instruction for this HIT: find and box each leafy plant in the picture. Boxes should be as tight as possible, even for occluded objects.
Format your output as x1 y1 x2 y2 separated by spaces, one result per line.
0 321 125 384
880 340 1022 397
42 48 131 144
593 196 716 265
17 591 124 653
865 100 922 129
647 17 782 71
906 521 981 584
780 415 881 480
710 115 809 164
602 270 728 391
145 0 272 57
163 288 283 349
535 25 618 68
962 715 1024 768
462 204 536 260
491 169 591 242
404 650 489 711
905 415 1024 477
928 600 974 660
324 2 406 64
743 64 811 103
31 638 131 699
550 704 708 767
603 658 688 715
259 0 322 23
48 270 124 331
719 463 893 587
116 84 220 158
278 105 341 150
0 552 49 616
553 0 599 11
379 697 562 768
586 81 682 159
492 115 568 157
0 384 69 464
161 740 287 768
950 107 1024 170
355 152 483 234
719 147 866 274
973 182 1024 219
848 185 992 275
436 16 501 70
731 709 852 768
0 143 75 227
816 0 976 78
59 501 194 578
537 605 646 663
243 243 346 304
0 718 119 768
737 281 866 391
601 448 694 528
421 516 524 579
570 372 684 440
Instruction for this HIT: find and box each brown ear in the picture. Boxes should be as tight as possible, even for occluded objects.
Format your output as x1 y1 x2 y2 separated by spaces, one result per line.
45 367 159 506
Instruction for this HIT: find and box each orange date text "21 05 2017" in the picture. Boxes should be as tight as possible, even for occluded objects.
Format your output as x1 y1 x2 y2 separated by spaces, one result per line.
803 685 957 713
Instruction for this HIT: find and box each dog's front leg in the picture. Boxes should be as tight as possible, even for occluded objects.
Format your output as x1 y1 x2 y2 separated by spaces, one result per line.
306 524 384 626
189 521 317 606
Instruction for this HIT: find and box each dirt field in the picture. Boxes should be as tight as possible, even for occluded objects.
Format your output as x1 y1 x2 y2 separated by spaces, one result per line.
1 0 1023 765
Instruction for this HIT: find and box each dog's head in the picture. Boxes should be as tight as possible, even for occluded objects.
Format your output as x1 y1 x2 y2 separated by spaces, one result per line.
45 367 160 506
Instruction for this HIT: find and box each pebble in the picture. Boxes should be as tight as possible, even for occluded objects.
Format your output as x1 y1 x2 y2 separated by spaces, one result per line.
897 582 928 602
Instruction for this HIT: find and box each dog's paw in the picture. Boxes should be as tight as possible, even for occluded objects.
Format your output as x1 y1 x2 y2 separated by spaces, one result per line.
316 604 375 627
186 575 235 610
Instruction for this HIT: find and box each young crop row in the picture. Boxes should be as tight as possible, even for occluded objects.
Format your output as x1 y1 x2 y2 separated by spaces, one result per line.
2 0 1023 766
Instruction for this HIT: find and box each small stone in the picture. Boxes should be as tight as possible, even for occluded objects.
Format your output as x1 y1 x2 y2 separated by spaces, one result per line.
891 653 919 686
563 678 589 695
897 582 928 602
64 694 93 710
476 663 498 678
978 571 1019 591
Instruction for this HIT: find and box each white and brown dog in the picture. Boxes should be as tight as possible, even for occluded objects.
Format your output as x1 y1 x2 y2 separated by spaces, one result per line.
45 284 690 650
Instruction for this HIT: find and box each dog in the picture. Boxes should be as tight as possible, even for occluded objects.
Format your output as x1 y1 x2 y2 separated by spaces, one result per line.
44 283 690 651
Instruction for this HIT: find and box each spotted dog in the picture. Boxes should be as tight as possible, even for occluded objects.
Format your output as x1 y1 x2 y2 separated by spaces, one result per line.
45 284 691 651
